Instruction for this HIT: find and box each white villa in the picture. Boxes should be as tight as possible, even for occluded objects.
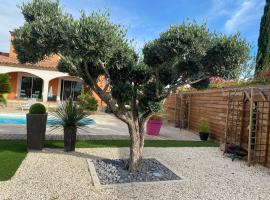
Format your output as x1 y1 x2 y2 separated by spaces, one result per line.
0 32 105 106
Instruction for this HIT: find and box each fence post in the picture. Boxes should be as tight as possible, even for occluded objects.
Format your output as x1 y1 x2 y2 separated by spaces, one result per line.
265 100 270 166
174 93 178 126
188 93 192 130
248 88 254 166
224 90 231 144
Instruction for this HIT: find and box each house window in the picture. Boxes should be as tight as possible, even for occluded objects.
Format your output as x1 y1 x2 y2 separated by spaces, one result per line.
60 80 82 101
20 76 43 99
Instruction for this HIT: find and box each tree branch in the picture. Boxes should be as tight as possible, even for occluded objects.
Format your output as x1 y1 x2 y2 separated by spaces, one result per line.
57 53 78 70
161 75 209 99
139 110 152 125
98 59 111 84
83 61 130 124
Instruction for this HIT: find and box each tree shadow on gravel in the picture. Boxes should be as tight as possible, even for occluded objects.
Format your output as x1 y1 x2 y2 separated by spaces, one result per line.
30 148 108 161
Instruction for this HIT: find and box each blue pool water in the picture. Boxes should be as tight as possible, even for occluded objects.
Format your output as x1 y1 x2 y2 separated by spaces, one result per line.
0 114 95 125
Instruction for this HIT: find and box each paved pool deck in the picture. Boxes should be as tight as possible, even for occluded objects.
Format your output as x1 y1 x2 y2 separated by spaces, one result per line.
0 112 199 141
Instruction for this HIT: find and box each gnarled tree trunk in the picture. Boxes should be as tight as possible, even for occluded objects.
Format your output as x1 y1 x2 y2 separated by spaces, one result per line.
127 121 145 172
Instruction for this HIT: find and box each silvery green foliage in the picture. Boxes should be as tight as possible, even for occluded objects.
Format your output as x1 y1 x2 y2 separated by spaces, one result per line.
13 0 250 119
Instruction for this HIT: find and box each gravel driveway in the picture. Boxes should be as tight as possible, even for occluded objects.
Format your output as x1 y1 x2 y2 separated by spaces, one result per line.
0 147 270 200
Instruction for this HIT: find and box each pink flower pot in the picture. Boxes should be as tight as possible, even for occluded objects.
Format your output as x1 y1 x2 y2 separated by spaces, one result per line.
147 120 162 136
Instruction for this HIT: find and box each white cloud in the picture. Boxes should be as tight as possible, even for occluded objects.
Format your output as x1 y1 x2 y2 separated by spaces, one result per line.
208 0 230 18
224 0 264 33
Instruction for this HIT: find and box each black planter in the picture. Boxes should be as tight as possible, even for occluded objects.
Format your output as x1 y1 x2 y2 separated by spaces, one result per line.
27 113 48 150
199 132 209 141
64 126 77 152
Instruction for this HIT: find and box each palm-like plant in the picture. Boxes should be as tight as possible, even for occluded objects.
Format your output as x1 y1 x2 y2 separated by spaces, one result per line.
51 98 90 151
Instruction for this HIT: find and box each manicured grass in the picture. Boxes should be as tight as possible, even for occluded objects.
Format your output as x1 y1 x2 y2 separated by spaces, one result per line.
0 139 217 181
45 140 218 148
0 140 27 181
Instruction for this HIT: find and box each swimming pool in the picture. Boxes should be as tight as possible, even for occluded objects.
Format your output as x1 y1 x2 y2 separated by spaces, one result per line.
0 114 95 126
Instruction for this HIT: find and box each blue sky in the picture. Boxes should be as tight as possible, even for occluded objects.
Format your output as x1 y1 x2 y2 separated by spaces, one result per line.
0 0 265 55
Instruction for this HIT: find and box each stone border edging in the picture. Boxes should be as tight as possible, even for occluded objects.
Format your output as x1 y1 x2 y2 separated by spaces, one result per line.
87 157 183 189
87 159 101 189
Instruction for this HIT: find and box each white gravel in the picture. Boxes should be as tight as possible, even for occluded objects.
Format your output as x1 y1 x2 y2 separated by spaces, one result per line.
0 147 270 200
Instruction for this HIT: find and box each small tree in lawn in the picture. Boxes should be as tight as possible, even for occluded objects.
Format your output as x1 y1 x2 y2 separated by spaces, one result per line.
13 0 249 171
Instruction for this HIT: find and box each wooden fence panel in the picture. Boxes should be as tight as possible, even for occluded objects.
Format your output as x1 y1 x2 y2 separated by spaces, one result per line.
164 86 270 167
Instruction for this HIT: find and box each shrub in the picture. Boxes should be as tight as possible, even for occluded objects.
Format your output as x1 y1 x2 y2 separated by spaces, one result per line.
77 90 98 112
149 114 163 121
197 119 209 132
29 103 46 114
0 74 11 94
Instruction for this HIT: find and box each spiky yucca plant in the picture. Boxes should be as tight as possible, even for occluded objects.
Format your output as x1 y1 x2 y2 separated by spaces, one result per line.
51 98 90 151
51 98 89 128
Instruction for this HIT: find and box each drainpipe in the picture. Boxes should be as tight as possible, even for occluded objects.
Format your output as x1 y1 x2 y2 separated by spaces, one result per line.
42 80 49 102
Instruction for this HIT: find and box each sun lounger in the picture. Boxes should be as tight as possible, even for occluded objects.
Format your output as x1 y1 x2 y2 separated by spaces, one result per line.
19 99 37 111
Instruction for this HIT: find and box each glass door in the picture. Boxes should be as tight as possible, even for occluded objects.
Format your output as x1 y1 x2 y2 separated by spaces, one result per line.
32 77 43 99
20 76 43 99
20 76 32 98
73 82 83 100
60 80 82 101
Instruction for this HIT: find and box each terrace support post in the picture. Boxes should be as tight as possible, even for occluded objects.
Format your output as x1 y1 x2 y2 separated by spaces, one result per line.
42 80 49 103
247 88 254 166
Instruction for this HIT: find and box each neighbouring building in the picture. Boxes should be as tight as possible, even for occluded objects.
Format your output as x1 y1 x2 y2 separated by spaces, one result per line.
0 32 106 107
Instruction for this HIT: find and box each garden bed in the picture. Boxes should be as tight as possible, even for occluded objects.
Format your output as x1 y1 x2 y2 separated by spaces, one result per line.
92 158 181 185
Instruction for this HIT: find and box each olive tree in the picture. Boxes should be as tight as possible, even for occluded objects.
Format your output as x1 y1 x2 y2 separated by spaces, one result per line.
13 0 250 171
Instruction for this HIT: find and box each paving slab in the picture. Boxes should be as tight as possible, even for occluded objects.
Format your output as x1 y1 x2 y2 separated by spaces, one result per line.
0 112 199 141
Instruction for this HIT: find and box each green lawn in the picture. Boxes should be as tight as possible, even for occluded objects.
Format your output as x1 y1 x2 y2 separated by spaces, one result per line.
0 139 217 181
45 139 218 148
0 140 27 181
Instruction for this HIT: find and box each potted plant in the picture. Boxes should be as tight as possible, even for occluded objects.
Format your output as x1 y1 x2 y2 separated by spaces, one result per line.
27 103 47 150
147 114 163 136
51 98 89 151
197 119 210 141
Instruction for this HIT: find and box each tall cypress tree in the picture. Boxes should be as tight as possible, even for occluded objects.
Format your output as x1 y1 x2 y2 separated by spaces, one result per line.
256 0 270 75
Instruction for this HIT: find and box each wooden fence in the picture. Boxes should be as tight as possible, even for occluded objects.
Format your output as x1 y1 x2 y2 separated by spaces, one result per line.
164 86 270 168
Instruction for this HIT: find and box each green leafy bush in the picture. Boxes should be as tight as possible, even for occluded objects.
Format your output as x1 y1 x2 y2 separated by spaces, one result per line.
29 103 46 114
208 77 270 89
149 114 162 121
77 90 98 112
0 74 11 94
197 119 209 132
0 74 11 106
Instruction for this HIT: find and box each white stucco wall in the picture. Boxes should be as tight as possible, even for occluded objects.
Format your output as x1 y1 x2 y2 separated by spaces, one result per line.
0 65 82 102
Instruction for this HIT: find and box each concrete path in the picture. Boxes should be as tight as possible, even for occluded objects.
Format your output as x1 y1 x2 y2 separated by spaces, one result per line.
0 112 199 140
